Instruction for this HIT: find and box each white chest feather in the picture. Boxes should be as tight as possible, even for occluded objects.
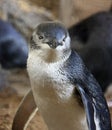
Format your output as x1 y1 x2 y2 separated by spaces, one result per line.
27 50 74 101
27 51 88 130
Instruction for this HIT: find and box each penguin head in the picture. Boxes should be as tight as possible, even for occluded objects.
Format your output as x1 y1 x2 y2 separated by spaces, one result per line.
30 22 71 51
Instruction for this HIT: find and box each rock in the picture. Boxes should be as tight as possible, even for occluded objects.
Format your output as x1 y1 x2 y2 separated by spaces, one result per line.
59 0 111 27
0 0 54 40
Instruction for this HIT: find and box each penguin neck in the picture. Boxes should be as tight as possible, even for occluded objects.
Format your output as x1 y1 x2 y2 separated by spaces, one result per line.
29 47 71 64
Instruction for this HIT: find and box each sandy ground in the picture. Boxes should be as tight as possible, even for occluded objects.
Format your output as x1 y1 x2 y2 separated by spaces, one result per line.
0 69 112 130
0 69 48 130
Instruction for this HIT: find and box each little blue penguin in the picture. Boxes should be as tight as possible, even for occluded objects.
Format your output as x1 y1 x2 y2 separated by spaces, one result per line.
0 19 28 69
12 21 111 130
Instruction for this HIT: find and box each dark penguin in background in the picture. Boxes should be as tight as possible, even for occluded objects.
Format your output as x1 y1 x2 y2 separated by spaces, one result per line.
12 22 111 130
68 11 112 92
0 19 28 69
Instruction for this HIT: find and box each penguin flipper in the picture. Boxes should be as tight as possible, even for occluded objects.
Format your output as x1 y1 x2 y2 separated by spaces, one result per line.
12 89 37 130
75 84 111 130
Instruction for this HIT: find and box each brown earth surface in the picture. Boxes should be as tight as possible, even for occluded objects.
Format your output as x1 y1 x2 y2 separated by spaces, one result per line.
0 69 48 130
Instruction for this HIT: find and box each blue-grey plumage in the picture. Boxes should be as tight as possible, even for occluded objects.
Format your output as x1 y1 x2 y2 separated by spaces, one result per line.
37 22 68 42
68 11 112 93
65 50 111 130
0 19 28 69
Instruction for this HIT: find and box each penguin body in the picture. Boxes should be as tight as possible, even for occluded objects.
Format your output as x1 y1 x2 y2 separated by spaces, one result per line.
12 22 111 130
27 48 87 130
0 19 28 69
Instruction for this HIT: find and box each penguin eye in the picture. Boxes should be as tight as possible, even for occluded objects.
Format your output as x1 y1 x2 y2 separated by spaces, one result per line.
63 37 66 42
38 35 44 39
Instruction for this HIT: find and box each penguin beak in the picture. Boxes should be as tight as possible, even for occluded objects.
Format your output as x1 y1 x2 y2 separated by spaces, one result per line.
46 41 57 49
75 83 111 130
46 41 63 49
